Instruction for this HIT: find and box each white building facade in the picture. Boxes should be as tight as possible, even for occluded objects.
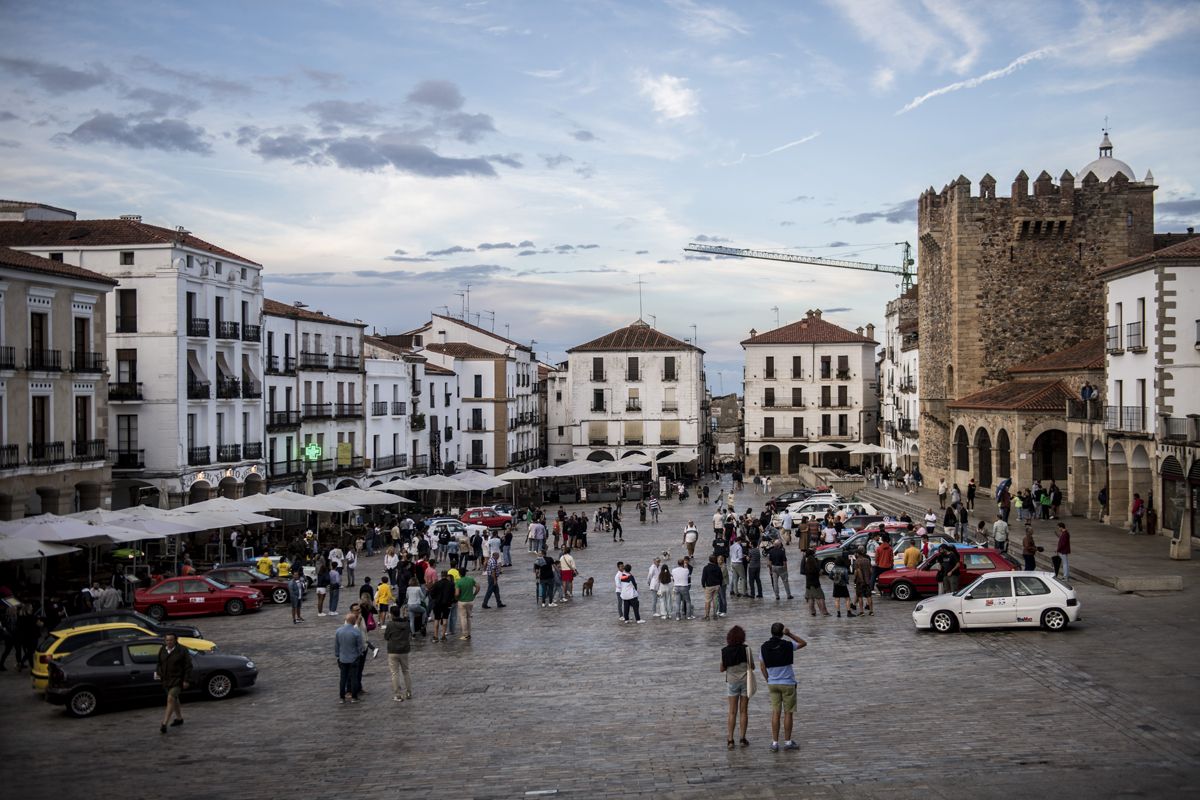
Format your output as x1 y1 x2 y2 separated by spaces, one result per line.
1101 237 1200 537
879 288 919 471
742 309 878 476
363 335 431 480
548 319 708 471
0 212 266 507
263 299 366 493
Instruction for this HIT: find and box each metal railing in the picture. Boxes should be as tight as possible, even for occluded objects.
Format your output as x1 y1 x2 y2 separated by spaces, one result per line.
332 353 360 371
266 410 301 429
1162 417 1195 441
626 399 641 411
391 401 407 416
588 438 608 446
0 443 20 469
591 371 606 382
0 346 13 370
298 351 328 370
28 441 66 465
899 418 916 433
244 442 263 459
412 454 428 473
336 456 364 473
661 438 679 445
591 403 606 412
899 377 916 392
410 414 426 431
1066 399 1102 421
73 439 106 461
836 369 851 380
466 422 488 432
302 403 333 419
1125 321 1144 350
268 460 303 479
187 317 209 337
216 320 240 340
371 401 389 416
241 324 261 343
662 371 678 381
1105 325 1121 353
242 381 262 399
374 453 408 471
662 401 678 411
71 351 105 373
187 380 211 400
110 449 144 469
25 348 62 371
217 444 241 462
187 446 211 466
109 381 143 401
1104 405 1145 433
335 402 363 418
216 377 240 399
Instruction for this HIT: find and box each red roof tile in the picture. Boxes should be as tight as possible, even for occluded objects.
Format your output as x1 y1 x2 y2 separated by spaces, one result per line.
263 298 365 328
1009 336 1105 374
0 246 117 286
741 313 877 346
948 379 1073 412
431 313 530 351
1101 235 1200 275
0 218 260 266
364 335 425 360
424 363 457 376
424 342 509 360
568 320 699 353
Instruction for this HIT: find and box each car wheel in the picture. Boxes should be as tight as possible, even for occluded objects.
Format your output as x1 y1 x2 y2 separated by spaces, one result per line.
1041 608 1068 631
931 610 957 633
891 582 915 602
146 604 167 621
822 559 836 577
271 587 290 604
205 671 234 700
225 598 245 616
67 688 99 718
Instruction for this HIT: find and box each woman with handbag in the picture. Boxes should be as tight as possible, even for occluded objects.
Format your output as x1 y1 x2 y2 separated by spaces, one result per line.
719 624 754 749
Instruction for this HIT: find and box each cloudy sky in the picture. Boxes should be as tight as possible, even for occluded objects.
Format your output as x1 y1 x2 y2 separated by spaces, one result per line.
2 0 1198 392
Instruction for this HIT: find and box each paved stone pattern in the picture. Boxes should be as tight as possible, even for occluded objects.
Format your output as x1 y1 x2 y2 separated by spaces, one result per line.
1 478 1199 799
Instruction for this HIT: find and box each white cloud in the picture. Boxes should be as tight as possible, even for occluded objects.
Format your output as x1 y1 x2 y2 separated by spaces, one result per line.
897 48 1051 114
1070 0 1200 64
871 67 895 92
524 68 564 79
637 72 700 120
921 0 987 73
720 132 820 166
666 0 749 42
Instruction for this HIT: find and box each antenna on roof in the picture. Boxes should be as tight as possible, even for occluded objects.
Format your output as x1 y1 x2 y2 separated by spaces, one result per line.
505 324 510 339
635 274 645 320
480 309 495 331
649 314 656 328
771 306 780 328
453 291 465 319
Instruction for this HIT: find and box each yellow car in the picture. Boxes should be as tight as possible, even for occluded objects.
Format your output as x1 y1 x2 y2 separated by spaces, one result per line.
32 622 216 693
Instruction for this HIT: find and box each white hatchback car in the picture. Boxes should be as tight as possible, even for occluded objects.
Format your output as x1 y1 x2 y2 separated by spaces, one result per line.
912 571 1080 633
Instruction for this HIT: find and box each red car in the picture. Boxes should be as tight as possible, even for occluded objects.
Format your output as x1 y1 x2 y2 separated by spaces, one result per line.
135 576 264 620
877 548 1015 602
460 507 512 530
206 567 292 605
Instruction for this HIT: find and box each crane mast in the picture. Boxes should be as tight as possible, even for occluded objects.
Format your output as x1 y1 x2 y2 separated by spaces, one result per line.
683 241 915 294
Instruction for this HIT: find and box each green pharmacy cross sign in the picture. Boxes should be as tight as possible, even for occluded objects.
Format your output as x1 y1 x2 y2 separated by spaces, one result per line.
303 442 322 461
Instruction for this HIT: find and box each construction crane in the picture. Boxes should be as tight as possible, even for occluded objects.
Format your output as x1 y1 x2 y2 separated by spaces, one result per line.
683 241 915 294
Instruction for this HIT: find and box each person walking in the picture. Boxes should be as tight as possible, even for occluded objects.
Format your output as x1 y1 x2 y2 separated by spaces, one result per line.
966 478 977 511
853 549 874 617
648 495 661 524
767 540 793 600
155 633 193 733
1129 493 1145 534
618 566 644 623
655 561 674 619
759 623 807 753
701 555 723 621
559 547 577 601
429 570 456 641
455 569 477 641
480 550 506 609
1056 523 1071 582
289 571 306 624
345 547 357 587
720 625 754 749
536 552 557 609
1022 525 1038 571
830 554 852 617
327 563 342 616
334 613 364 703
405 577 428 636
671 558 694 620
682 521 700 557
937 478 948 509
801 549 829 617
383 546 399 586
729 537 747 598
746 541 764 599
384 605 413 702
316 562 330 617
992 515 1009 554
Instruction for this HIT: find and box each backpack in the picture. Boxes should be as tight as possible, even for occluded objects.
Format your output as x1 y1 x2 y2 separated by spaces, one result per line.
832 565 849 587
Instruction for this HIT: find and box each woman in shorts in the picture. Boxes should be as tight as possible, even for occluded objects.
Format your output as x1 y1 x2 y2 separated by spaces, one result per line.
719 625 753 749
801 549 830 617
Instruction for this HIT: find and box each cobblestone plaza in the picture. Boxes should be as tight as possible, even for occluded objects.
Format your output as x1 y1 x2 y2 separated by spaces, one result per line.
2 480 1198 799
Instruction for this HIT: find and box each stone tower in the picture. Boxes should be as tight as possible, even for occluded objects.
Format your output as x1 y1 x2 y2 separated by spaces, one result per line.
916 134 1157 473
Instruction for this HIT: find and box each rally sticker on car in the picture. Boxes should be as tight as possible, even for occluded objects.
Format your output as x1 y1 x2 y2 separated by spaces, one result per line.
189 597 205 603
1017 616 1033 622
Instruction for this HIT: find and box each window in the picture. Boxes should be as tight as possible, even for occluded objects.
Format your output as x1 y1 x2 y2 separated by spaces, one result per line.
471 408 484 430
963 554 995 570
1014 576 1050 597
151 582 175 595
87 646 124 667
763 417 774 438
214 261 223 275
116 349 137 382
557 426 564 436
61 631 105 652
555 391 562 402
820 356 831 379
128 643 160 664
75 395 90 442
473 375 483 398
791 355 802 379
116 289 137 332
837 414 848 435
791 387 803 407
837 385 848 407
969 577 1013 599
764 356 774 379
627 356 639 381
592 357 604 381
592 389 605 412
663 356 676 380
764 388 774 407
49 252 64 262
792 417 804 437
120 251 135 266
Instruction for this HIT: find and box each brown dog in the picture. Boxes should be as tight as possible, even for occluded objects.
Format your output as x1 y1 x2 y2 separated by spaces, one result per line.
581 577 594 596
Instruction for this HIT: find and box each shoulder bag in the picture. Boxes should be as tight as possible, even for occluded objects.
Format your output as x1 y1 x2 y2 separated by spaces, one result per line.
745 645 758 699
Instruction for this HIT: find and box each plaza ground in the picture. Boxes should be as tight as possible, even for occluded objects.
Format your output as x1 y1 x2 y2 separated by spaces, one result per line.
1 477 1198 799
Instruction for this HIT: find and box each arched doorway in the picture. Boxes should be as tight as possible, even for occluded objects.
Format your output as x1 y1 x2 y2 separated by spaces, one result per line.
244 473 265 496
953 426 969 471
312 482 330 495
1130 445 1153 526
787 445 808 475
974 428 993 489
336 478 358 489
907 444 919 473
217 476 240 499
1109 442 1128 527
1031 429 1067 482
759 445 780 476
587 450 615 462
189 480 212 504
1162 456 1186 534
996 429 1011 480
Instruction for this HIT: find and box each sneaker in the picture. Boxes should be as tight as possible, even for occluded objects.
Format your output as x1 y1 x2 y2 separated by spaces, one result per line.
339 698 346 704
349 698 359 704
636 619 646 624
548 603 557 607
623 619 630 624
718 612 726 617
318 612 326 617
770 742 779 752
394 696 404 703
687 615 696 620
371 647 379 659
783 741 799 751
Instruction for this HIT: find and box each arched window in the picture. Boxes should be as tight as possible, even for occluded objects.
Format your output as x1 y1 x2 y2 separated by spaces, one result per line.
954 426 969 471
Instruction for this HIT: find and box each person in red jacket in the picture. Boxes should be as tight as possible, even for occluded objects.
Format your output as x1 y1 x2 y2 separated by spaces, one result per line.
1129 494 1145 534
871 534 894 593
1055 523 1071 582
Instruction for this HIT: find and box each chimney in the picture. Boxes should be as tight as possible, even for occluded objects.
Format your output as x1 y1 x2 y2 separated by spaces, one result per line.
865 323 875 340
856 326 864 336
812 309 822 320
748 328 757 339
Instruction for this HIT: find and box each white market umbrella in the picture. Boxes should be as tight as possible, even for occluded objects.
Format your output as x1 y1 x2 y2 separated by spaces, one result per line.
120 505 219 533
452 471 510 491
179 496 246 513
845 443 891 455
600 461 649 474
0 514 119 545
657 451 697 464
328 486 413 506
557 460 607 476
262 489 362 513
0 535 79 562
617 453 653 466
498 470 540 481
375 477 421 492
801 443 844 453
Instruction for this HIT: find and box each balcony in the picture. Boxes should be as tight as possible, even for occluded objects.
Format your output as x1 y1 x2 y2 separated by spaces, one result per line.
0 346 13 370
335 402 363 418
836 369 851 380
298 351 328 370
332 353 360 371
244 442 263 460
626 399 642 411
216 320 240 340
371 401 389 416
819 370 832 381
466 421 488 432
901 333 918 352
819 400 853 409
443 427 453 442
71 351 105 373
1125 321 1145 352
187 380 211 400
216 377 241 399
1104 405 1146 434
242 381 262 399
662 371 678 382
591 371 607 382
467 458 488 470
899 377 916 392
412 454 429 473
1066 399 1102 421
109 381 143 401
791 371 804 380
624 438 643 446
110 449 144 469
187 446 211 466
591 403 607 413
819 430 854 440
898 418 917 434
337 456 364 473
1106 325 1122 354
267 460 302 479
25 348 62 371
391 401 407 416
626 370 642 382
661 438 680 446
302 403 333 419
1162 417 1198 442
241 324 261 343
306 458 335 476
187 317 209 337
662 401 678 412
266 354 297 375
374 453 408 471
217 444 241 462
72 439 106 462
0 443 19 469
115 315 137 333
28 441 66 465
266 410 301 430
589 438 609 446
410 413 426 431
763 370 776 380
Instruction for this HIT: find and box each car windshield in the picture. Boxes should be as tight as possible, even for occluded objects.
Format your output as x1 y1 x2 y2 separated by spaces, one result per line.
205 577 231 590
248 570 272 580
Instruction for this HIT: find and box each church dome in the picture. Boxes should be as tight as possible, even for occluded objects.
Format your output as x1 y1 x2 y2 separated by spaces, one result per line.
1077 132 1136 182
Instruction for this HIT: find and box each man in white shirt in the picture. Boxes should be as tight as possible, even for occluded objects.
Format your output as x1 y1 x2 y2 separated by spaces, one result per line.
712 510 724 535
822 524 838 545
670 559 694 620
647 557 663 616
729 538 746 597
923 509 938 534
328 546 344 569
779 510 794 545
683 523 700 557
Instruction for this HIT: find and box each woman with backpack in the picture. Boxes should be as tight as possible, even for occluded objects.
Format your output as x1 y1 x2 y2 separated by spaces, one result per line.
801 549 829 617
831 554 852 617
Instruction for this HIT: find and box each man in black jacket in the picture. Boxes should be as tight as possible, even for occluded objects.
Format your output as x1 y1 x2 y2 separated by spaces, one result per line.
155 633 193 734
701 556 723 620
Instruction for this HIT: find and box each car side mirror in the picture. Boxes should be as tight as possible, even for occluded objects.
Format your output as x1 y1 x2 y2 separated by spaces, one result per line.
209 587 216 593
965 593 974 600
